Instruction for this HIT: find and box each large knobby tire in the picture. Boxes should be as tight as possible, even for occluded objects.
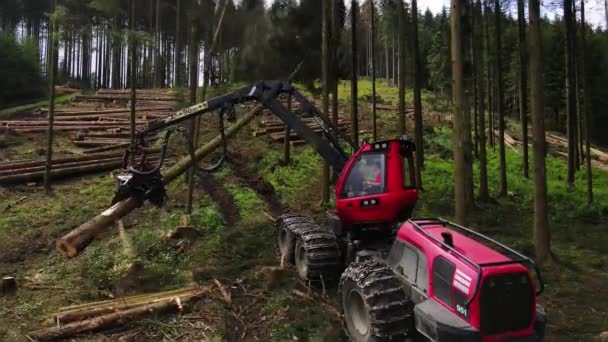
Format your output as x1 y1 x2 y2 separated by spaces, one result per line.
340 259 413 342
276 214 341 282
276 214 315 264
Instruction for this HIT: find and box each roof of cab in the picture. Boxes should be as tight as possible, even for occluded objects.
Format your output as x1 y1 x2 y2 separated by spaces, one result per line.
398 221 512 265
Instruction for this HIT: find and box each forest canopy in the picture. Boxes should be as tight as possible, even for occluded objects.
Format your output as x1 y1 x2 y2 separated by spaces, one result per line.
0 0 607 144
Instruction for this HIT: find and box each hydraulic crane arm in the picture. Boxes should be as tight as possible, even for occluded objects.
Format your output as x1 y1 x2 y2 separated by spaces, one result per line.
140 80 352 172
112 81 354 206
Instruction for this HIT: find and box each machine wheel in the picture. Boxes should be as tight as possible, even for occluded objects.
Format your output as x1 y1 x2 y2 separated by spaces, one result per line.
293 228 341 282
339 258 413 342
276 214 316 264
276 214 341 282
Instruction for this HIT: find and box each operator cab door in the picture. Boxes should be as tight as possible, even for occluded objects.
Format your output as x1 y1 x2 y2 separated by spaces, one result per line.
335 140 417 226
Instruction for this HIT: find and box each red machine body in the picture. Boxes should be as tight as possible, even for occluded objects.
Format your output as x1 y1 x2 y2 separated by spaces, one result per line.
334 139 418 227
393 219 544 341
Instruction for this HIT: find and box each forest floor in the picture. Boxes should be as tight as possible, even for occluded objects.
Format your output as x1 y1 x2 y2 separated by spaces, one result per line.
0 81 607 341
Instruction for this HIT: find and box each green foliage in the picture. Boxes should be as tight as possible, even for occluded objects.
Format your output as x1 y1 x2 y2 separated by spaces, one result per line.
420 126 608 255
0 33 46 106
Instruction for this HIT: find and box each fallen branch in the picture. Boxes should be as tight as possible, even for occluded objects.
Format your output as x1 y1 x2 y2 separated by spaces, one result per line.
57 106 262 258
213 279 232 307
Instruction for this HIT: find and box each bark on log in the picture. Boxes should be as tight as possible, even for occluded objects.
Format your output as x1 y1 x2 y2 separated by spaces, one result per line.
54 287 201 325
28 287 210 341
56 106 262 258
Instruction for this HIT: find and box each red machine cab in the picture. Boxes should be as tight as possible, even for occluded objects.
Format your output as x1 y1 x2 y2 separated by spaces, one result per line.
335 138 418 227
389 219 546 341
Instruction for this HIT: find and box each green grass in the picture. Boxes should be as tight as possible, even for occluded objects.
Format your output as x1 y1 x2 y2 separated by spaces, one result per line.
258 146 324 209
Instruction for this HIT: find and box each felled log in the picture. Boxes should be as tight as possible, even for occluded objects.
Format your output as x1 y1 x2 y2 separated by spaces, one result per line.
56 105 263 258
49 107 172 116
73 132 132 140
74 95 178 102
54 113 164 121
28 287 210 341
0 151 133 171
0 157 126 176
1 276 16 295
72 140 131 147
12 124 146 133
2 120 150 126
0 157 159 185
53 286 201 325
82 143 131 154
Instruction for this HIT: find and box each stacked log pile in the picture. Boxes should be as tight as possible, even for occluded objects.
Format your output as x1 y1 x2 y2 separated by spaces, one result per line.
493 130 608 171
1 89 178 144
0 148 161 185
0 90 180 185
254 115 351 145
254 99 350 145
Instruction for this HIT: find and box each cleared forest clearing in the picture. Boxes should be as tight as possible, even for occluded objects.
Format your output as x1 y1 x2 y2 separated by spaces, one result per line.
0 82 606 341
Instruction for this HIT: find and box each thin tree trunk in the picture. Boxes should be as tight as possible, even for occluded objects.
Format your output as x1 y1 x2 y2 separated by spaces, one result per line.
321 0 331 204
385 36 389 86
392 34 396 86
371 0 377 141
129 0 137 165
485 2 494 148
463 3 474 209
495 0 507 196
518 0 529 178
573 0 583 169
451 0 466 224
175 0 182 87
398 0 406 136
412 0 424 187
331 0 339 128
351 0 359 147
186 8 199 215
154 0 161 89
581 0 593 204
476 0 489 200
565 0 576 187
529 0 556 266
44 0 58 194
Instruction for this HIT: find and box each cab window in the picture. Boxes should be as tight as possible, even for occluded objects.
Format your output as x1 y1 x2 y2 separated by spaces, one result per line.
432 257 455 306
341 153 386 198
387 241 428 293
402 156 415 189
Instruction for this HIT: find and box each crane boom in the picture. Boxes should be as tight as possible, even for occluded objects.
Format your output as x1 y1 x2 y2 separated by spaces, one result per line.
112 81 354 206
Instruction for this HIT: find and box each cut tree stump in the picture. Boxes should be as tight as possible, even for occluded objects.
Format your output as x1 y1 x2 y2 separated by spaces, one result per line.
1 276 17 295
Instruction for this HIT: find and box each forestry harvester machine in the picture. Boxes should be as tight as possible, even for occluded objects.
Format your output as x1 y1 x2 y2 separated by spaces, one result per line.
114 81 546 341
